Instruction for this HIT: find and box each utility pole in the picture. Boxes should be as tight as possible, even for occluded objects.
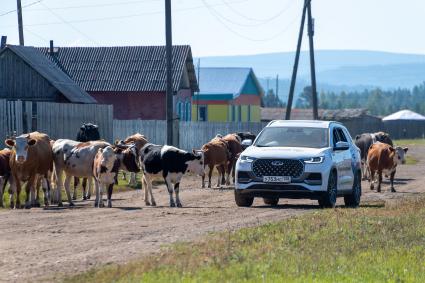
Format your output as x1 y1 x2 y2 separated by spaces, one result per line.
307 1 318 119
196 58 200 121
165 0 173 145
285 0 318 120
17 0 24 45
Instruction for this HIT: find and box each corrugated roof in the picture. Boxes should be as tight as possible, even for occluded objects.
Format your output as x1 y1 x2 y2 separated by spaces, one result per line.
197 67 261 98
3 45 96 104
38 45 199 92
382 109 425 121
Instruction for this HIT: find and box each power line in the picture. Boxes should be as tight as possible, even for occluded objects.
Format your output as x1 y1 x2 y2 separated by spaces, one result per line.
39 2 99 46
24 26 48 41
0 0 247 28
201 0 301 42
221 0 295 24
25 0 160 11
0 0 42 17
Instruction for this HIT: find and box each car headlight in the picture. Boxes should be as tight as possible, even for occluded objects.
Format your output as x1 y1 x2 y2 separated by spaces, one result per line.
239 155 256 163
303 156 325 164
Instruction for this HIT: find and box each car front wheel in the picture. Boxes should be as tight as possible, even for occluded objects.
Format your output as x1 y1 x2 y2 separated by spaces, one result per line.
319 170 337 208
344 171 361 207
235 190 254 207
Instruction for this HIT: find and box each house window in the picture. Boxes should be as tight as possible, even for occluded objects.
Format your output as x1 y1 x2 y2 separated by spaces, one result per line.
231 105 235 122
199 106 207 121
177 101 183 120
238 105 242 122
247 105 251 122
185 101 191 121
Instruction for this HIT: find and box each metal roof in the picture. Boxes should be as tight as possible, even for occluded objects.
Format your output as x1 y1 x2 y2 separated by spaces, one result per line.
3 45 96 104
197 67 261 98
38 45 199 92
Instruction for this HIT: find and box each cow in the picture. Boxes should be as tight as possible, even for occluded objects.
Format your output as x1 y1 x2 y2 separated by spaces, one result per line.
118 133 148 186
5 132 53 209
236 132 256 150
140 144 205 207
93 144 140 207
52 139 110 207
0 148 12 207
74 123 101 200
367 142 408 193
221 134 243 184
355 132 393 180
201 139 230 188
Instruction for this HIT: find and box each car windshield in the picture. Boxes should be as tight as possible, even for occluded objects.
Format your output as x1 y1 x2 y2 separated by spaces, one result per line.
254 127 329 148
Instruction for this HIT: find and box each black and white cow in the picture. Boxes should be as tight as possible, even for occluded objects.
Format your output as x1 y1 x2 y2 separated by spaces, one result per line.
355 132 393 180
140 144 205 207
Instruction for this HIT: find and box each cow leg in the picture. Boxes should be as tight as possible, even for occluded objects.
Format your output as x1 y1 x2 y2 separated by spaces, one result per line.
164 176 175 207
107 183 113 208
24 175 37 209
73 177 79 200
201 165 206 188
390 170 396 192
142 174 150 205
9 175 18 209
232 160 236 183
34 176 42 207
220 165 226 185
83 178 90 200
216 165 223 188
208 165 213 188
129 172 137 186
42 176 50 207
94 179 100 207
64 175 75 207
225 162 231 186
98 183 104 208
122 171 127 181
0 176 7 208
143 174 156 206
175 182 182 208
55 169 64 207
369 170 375 191
377 171 382 193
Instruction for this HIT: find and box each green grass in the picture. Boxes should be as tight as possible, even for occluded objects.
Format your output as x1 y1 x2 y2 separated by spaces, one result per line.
394 138 425 146
64 197 425 283
405 155 419 165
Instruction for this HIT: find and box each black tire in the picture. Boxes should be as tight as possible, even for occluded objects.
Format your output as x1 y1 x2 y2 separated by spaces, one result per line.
344 171 362 208
263 197 279 206
319 170 337 208
235 190 254 207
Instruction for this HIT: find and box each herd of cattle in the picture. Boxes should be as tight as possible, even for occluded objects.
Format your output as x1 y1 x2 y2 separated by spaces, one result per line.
0 123 256 209
0 124 411 210
355 132 408 193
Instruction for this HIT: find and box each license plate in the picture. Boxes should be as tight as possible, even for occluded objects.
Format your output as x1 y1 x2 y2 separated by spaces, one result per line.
263 176 291 183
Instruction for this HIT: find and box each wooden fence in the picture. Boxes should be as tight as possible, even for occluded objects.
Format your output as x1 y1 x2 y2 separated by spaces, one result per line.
0 99 113 143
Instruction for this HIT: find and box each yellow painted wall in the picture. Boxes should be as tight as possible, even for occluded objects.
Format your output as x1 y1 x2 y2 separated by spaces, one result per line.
191 105 198 121
250 105 261 122
241 105 248 122
208 105 228 121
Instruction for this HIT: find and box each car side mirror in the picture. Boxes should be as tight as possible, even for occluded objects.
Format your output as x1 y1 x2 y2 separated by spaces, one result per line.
334 141 349 151
241 139 253 147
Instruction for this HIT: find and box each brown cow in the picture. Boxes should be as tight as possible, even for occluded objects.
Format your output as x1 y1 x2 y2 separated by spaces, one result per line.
5 132 53 208
0 148 12 207
201 139 230 188
367 142 408 193
222 134 243 184
118 133 148 185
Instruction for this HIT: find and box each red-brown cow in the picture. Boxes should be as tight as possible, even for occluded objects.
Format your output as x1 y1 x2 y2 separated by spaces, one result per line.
201 139 230 188
5 132 53 208
222 134 243 184
118 133 148 185
0 148 12 207
367 142 408 193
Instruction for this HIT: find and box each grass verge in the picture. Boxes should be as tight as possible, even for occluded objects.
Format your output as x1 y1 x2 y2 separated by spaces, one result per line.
64 197 425 283
394 138 425 146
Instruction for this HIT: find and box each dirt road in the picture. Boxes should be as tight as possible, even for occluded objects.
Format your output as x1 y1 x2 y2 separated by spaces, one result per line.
0 146 424 282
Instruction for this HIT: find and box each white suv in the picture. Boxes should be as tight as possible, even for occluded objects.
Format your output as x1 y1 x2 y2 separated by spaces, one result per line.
235 120 362 208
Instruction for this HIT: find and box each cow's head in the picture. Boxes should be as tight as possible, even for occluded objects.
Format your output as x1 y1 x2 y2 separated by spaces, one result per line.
393 146 408 165
186 149 205 177
97 146 117 172
5 134 37 164
77 123 100 142
114 143 140 172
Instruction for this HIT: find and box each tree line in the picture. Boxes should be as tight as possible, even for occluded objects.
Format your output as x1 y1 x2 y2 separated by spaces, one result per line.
262 82 425 116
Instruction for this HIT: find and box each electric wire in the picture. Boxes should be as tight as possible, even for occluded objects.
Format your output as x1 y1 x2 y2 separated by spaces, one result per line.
0 0 42 17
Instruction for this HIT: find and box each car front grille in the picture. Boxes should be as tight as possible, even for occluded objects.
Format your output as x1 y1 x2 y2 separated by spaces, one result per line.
252 159 304 178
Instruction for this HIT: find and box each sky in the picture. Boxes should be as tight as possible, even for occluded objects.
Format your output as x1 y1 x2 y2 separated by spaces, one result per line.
0 0 424 57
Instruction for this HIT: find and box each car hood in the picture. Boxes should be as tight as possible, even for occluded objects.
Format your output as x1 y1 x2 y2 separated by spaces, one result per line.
242 146 329 159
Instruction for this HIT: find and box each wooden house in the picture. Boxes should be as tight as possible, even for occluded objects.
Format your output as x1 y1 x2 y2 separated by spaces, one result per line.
192 68 263 122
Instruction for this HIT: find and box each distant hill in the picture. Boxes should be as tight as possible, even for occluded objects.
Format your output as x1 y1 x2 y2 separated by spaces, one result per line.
197 50 425 94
